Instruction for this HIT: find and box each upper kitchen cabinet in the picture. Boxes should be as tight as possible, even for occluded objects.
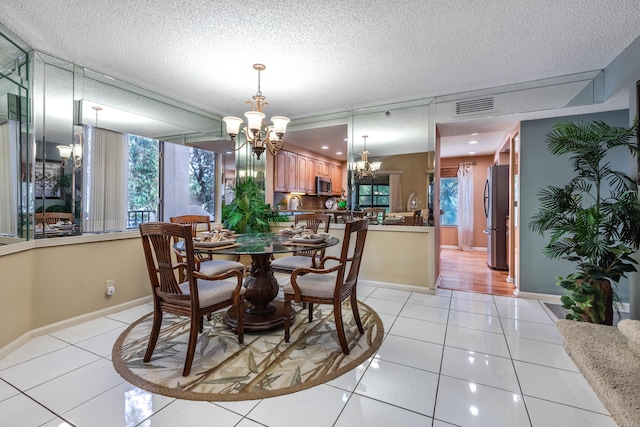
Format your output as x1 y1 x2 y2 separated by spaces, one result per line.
274 149 342 195
274 150 298 192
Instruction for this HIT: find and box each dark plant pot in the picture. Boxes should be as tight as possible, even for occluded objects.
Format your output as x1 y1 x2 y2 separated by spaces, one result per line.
582 279 614 325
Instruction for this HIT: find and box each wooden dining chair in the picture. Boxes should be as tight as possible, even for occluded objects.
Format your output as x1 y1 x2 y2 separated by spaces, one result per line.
363 207 386 224
35 212 73 225
169 214 211 236
283 218 369 355
333 210 365 224
139 222 245 376
271 213 331 274
169 215 244 281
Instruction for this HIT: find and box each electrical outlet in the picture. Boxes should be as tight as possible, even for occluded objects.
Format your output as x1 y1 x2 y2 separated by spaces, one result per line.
105 279 115 296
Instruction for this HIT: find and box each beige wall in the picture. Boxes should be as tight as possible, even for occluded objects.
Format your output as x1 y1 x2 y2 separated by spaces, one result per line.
0 236 150 349
378 152 430 212
272 223 435 288
1 223 435 351
439 155 495 248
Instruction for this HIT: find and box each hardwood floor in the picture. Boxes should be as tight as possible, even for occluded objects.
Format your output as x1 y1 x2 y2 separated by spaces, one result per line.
438 248 517 297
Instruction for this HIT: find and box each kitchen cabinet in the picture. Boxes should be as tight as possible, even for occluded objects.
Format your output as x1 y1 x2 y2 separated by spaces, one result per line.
304 157 317 193
274 151 298 192
297 155 308 192
329 163 341 194
274 150 342 195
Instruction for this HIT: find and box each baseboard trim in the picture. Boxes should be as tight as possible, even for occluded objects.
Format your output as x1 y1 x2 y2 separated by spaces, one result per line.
0 296 152 360
358 279 435 295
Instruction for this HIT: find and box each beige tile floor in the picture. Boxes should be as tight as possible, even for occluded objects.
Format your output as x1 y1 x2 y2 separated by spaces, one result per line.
0 285 618 427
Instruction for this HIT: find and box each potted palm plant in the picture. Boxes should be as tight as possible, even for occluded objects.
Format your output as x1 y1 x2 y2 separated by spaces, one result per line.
223 176 287 234
529 119 640 325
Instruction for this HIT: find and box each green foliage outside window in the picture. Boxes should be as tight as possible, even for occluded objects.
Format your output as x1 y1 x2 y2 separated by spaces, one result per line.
128 135 159 212
357 184 389 209
440 177 458 225
189 148 216 213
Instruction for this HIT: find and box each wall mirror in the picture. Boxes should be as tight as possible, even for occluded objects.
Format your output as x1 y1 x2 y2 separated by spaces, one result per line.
349 102 432 218
0 25 30 245
26 51 228 240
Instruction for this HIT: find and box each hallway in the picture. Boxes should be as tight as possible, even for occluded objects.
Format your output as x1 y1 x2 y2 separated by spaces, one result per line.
438 248 516 297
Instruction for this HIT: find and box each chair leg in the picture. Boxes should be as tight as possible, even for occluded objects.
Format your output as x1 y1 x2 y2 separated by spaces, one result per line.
308 302 314 322
334 302 350 355
351 293 364 334
284 297 291 342
183 316 200 376
199 315 204 333
143 308 163 363
237 299 245 344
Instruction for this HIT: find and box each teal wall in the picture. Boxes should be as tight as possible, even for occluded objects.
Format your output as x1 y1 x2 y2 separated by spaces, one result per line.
519 109 631 299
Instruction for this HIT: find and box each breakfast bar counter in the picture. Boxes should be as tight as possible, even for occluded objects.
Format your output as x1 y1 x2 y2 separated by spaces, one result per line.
271 220 435 289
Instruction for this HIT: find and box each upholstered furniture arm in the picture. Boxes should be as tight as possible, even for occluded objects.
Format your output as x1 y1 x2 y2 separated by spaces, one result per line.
288 263 343 301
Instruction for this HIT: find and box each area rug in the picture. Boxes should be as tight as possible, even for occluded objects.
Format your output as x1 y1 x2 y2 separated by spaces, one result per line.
112 301 383 401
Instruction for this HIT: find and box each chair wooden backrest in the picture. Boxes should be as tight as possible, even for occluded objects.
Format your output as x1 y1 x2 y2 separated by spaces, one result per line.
294 212 331 258
333 210 365 224
294 213 331 233
140 222 197 302
35 212 74 225
363 207 386 224
337 218 369 293
412 210 423 226
169 215 211 237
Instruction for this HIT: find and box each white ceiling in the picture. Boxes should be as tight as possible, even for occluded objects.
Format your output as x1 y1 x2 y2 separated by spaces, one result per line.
1 0 638 159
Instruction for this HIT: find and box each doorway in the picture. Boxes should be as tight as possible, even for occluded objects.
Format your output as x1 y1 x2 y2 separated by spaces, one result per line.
434 124 519 296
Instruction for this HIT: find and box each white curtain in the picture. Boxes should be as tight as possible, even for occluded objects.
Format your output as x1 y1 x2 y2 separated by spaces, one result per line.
83 127 128 232
389 173 402 212
457 163 474 251
0 121 18 235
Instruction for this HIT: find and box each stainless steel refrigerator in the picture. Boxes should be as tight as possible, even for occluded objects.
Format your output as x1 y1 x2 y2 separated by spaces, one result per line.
483 165 509 270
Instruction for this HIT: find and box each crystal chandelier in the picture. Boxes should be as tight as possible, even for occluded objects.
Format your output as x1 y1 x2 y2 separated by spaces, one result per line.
353 135 381 179
223 64 290 159
56 131 83 168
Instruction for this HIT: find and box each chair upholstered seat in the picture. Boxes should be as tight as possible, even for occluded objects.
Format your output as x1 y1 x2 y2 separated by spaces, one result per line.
198 260 245 277
282 272 338 299
271 255 315 271
176 279 247 308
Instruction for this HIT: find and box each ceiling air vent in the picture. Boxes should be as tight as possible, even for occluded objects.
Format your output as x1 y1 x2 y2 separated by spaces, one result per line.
455 97 494 115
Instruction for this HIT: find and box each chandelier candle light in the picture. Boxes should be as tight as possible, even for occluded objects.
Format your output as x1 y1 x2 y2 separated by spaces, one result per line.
56 131 83 168
223 64 290 159
353 135 381 179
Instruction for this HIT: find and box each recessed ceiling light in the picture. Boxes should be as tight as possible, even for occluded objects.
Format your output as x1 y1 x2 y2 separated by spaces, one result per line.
471 133 479 136
336 151 343 155
321 145 329 150
469 140 478 144
469 151 476 155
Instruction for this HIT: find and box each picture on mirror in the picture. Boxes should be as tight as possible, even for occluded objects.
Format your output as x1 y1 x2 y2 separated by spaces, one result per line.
34 161 62 198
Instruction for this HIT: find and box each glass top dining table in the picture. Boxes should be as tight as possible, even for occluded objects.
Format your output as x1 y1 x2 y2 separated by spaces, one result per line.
174 232 340 331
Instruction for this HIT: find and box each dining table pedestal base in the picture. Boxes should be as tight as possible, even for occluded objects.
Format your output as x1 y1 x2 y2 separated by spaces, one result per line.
223 252 296 332
224 300 296 332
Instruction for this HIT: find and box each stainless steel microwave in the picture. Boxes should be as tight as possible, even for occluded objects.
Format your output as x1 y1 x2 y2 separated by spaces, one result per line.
316 176 332 195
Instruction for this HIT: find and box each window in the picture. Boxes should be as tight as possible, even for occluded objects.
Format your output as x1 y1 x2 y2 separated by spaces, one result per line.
128 135 159 227
356 183 389 210
440 177 458 226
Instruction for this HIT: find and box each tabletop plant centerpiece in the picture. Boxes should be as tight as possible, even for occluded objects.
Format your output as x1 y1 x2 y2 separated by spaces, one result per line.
222 176 287 234
529 119 640 325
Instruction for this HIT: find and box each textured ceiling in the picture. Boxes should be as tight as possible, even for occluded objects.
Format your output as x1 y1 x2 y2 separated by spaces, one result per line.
1 0 639 158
